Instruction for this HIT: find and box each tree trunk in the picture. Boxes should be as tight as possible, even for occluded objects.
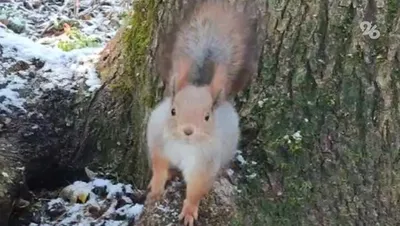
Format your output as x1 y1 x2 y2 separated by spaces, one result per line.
90 0 268 224
91 0 268 188
235 0 400 225
0 0 266 224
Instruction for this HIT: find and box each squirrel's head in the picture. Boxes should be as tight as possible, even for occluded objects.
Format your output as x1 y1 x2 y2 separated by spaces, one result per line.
166 58 228 143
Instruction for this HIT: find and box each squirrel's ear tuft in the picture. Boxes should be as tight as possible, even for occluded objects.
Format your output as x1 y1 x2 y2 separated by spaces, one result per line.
171 58 192 97
211 89 224 110
209 64 229 105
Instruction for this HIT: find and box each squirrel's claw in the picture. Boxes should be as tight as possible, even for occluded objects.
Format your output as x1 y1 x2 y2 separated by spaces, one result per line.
146 178 165 204
146 188 164 204
179 199 199 226
183 216 194 226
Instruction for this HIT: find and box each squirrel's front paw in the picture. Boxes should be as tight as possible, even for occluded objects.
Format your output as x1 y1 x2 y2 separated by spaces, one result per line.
178 199 199 226
146 189 164 203
146 180 165 204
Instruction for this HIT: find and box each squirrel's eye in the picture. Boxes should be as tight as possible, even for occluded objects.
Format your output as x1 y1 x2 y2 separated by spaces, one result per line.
171 108 176 116
204 113 210 121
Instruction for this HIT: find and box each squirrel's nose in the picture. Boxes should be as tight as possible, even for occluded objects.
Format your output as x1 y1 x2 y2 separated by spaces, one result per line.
183 127 193 136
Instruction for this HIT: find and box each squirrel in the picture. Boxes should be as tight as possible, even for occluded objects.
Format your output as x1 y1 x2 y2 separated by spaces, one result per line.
146 1 257 225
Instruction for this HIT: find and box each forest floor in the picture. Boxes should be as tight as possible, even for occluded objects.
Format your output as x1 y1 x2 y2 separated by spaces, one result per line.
0 0 145 225
0 0 122 113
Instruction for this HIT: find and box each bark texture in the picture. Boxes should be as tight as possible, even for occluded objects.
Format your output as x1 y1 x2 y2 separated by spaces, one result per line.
235 0 400 225
136 177 237 226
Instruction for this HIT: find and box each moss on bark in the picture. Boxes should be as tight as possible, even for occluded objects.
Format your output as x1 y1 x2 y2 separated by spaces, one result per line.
235 0 400 225
86 0 162 188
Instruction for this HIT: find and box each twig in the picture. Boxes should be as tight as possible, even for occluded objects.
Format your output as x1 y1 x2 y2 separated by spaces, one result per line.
40 21 54 35
78 2 100 18
59 0 72 14
74 0 80 18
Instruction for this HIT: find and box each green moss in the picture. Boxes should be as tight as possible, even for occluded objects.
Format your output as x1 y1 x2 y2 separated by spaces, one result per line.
112 0 158 108
387 0 398 32
105 0 160 188
234 1 400 225
57 27 100 51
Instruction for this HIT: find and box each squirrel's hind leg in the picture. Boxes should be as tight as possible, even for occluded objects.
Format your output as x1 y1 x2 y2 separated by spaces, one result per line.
179 168 215 226
147 147 170 204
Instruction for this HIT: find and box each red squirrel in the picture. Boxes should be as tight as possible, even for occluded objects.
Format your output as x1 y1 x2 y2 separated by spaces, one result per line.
146 1 257 225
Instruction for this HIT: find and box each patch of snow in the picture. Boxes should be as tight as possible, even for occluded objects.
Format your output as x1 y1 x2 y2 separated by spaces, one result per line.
126 204 144 218
0 28 103 112
124 184 134 194
236 154 247 165
0 28 103 90
41 176 143 226
47 198 65 210
292 130 302 141
121 196 133 204
106 183 124 199
116 203 143 218
0 76 27 112
0 0 131 113
1 29 64 63
92 178 111 187
67 203 83 214
71 181 92 196
103 220 126 226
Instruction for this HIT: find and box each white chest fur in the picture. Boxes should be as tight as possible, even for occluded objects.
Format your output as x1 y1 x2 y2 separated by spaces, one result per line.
162 138 218 176
146 97 239 178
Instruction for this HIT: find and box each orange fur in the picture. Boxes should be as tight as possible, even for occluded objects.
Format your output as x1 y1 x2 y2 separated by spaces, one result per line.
166 0 257 98
147 148 170 203
147 1 247 224
178 170 214 226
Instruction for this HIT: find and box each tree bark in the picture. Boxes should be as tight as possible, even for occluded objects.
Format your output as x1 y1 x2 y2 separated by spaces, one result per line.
235 0 400 225
91 0 268 188
89 0 267 224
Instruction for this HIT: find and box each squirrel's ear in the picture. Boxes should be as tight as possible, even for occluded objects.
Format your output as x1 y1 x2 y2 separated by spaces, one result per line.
172 58 191 96
210 64 229 106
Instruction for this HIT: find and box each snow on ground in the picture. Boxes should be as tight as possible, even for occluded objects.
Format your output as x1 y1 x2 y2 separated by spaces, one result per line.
0 0 131 113
31 177 144 226
0 1 140 225
235 150 247 165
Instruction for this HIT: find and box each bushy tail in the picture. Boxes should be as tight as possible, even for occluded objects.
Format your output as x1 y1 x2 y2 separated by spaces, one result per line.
157 0 258 98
